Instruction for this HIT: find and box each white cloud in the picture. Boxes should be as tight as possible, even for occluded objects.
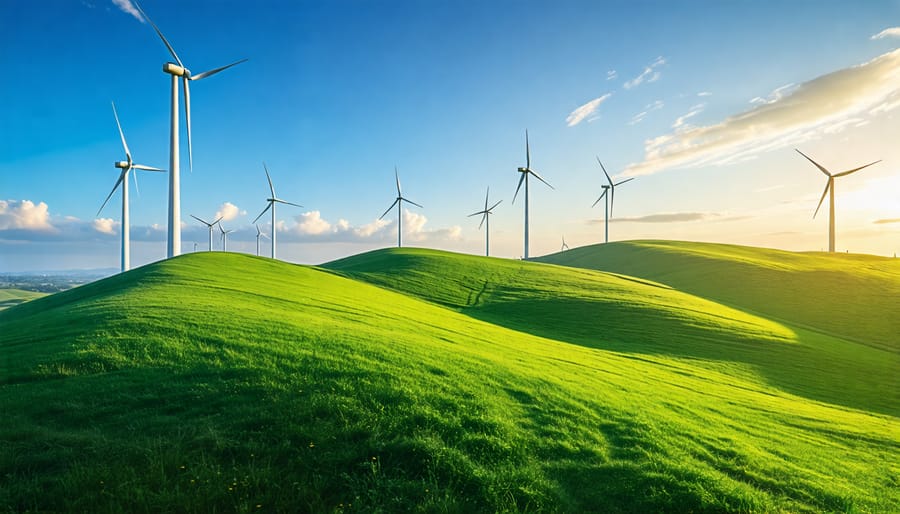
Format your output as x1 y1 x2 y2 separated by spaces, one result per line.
93 218 118 235
294 211 331 235
628 100 665 125
215 202 245 222
0 200 53 230
607 70 618 81
624 56 666 90
749 83 797 105
697 91 712 97
871 27 900 40
566 93 613 127
111 0 144 22
621 49 900 177
672 103 705 129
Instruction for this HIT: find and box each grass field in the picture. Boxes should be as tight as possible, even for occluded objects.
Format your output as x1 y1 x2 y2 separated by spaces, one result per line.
0 288 47 311
1 246 897 512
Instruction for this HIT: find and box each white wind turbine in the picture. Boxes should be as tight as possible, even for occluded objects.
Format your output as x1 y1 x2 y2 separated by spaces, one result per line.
98 102 165 273
592 157 634 243
468 187 502 257
255 225 269 256
251 163 302 260
513 130 553 259
134 1 247 259
218 222 234 252
561 236 570 252
796 149 880 253
190 214 222 251
379 167 423 248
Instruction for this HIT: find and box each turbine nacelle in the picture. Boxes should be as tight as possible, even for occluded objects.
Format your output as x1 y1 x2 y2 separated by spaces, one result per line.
163 62 189 77
517 167 527 173
115 161 130 169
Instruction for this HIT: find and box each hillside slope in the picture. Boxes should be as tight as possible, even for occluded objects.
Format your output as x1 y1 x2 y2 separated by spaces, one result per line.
1 251 898 513
534 240 900 354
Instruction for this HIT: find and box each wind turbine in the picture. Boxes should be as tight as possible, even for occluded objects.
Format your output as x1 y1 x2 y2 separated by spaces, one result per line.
255 225 269 256
592 158 634 244
218 222 234 252
512 130 553 259
134 1 247 259
251 163 302 260
561 236 570 252
796 149 880 253
468 187 502 256
190 214 222 251
98 102 165 273
379 167 422 248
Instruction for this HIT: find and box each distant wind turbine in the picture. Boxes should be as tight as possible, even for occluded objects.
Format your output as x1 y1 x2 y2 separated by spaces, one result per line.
796 149 880 253
379 167 422 248
134 1 247 259
190 214 223 251
561 236 570 252
592 157 634 243
255 225 269 256
468 187 502 257
251 163 302 260
512 130 553 259
98 102 165 273
218 222 233 252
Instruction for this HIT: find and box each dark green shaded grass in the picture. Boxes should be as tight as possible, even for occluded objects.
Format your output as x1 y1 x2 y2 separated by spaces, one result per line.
1 250 898 513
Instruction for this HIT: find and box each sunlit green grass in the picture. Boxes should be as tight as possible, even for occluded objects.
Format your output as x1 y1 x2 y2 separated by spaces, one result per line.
0 288 46 311
1 248 897 512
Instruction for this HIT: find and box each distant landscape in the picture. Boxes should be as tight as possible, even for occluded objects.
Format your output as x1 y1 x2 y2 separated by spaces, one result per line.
1 241 897 512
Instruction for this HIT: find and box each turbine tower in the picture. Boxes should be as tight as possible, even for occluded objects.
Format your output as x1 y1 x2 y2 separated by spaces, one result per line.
512 130 553 259
468 187 502 257
190 214 222 251
796 149 880 253
379 167 422 248
98 102 165 273
255 225 269 256
218 222 233 252
134 1 247 259
592 158 634 243
252 163 302 260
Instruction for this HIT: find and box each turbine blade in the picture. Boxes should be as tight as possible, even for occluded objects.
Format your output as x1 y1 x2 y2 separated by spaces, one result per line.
478 212 487 230
796 149 832 177
252 202 272 224
132 164 165 171
395 167 402 195
98 171 126 216
468 210 484 217
111 101 131 161
610 188 615 218
597 157 613 187
403 198 423 209
183 77 193 172
133 1 184 67
525 129 530 169
132 167 140 196
274 199 303 208
529 169 554 189
263 163 276 197
484 187 490 211
380 199 400 220
813 179 831 219
190 214 209 226
833 160 881 178
512 172 526 204
488 200 502 211
615 177 635 187
190 59 248 81
212 216 223 225
591 189 607 208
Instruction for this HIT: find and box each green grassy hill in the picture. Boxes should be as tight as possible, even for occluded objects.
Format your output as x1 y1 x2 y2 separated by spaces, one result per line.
0 288 47 310
1 248 897 512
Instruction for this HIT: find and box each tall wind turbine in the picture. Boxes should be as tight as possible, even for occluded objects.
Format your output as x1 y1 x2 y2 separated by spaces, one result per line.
134 1 247 259
512 130 553 259
796 149 880 253
379 167 422 248
251 163 302 260
98 102 165 273
561 236 570 252
592 158 634 243
468 187 502 256
218 222 233 252
255 225 269 256
190 214 222 251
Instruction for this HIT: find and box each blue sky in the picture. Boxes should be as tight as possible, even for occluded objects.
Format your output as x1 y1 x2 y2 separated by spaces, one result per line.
2 0 899 271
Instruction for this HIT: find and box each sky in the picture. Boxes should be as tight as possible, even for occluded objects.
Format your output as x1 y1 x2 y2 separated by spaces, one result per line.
2 0 899 271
